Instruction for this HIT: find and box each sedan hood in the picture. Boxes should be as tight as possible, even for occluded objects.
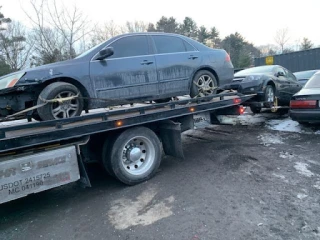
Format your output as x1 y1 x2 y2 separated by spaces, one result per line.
294 88 320 96
234 73 265 78
25 59 78 72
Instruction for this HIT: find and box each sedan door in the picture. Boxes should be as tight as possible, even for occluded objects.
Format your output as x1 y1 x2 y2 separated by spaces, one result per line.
274 67 292 103
89 35 158 102
284 68 303 96
150 34 201 97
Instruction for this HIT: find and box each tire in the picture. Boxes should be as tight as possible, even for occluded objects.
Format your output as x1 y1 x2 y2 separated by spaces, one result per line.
190 70 218 98
154 98 171 104
37 82 83 121
103 127 162 185
250 106 261 114
32 112 42 121
277 108 289 115
264 85 275 107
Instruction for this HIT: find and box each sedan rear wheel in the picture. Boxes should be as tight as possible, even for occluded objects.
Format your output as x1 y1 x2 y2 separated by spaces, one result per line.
190 70 217 98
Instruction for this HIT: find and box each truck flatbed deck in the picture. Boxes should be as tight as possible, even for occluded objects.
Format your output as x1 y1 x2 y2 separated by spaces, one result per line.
0 92 253 204
0 93 252 154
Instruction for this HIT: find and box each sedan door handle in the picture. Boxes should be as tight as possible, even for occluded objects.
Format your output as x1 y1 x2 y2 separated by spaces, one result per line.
188 55 198 60
141 60 154 65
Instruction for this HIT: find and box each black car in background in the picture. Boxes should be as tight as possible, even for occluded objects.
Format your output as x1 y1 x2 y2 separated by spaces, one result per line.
0 32 233 121
293 69 320 86
290 71 320 124
222 65 302 113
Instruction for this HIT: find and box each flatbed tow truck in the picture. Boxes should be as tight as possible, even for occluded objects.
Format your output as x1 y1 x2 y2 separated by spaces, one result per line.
0 92 253 204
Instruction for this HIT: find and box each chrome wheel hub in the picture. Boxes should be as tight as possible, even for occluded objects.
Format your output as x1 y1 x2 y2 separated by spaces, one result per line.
51 91 79 119
121 137 155 175
194 75 215 96
127 147 142 163
267 88 274 102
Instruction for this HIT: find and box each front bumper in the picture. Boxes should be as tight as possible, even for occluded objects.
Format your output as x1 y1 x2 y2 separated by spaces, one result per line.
289 109 320 123
0 86 36 117
221 81 266 105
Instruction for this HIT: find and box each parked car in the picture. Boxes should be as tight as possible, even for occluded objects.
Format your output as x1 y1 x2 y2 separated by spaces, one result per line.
289 70 320 124
222 65 302 113
0 32 234 121
293 69 320 86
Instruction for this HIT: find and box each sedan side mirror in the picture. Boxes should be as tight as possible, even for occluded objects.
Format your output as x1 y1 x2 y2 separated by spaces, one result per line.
277 71 285 77
96 47 114 60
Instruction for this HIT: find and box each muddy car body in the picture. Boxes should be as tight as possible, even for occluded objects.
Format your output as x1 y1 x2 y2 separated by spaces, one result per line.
0 32 233 121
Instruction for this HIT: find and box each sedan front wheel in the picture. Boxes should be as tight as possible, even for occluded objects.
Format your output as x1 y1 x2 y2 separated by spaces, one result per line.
37 82 84 121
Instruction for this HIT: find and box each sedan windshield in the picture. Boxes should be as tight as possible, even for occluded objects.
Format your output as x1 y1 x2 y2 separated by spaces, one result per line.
75 40 106 59
294 70 319 80
304 72 320 88
235 66 274 76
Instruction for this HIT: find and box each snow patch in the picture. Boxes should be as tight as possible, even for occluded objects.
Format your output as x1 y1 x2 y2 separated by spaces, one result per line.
272 173 286 179
258 133 283 146
237 114 267 125
313 182 320 190
107 187 174 230
297 193 308 200
279 151 294 159
266 119 302 133
294 162 314 177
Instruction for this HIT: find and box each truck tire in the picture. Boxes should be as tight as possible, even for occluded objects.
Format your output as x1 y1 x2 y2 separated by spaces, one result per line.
190 70 217 98
103 127 162 185
37 82 83 121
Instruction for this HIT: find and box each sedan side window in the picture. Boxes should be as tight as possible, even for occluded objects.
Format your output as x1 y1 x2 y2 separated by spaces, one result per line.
285 69 298 82
152 35 186 54
108 36 149 59
275 67 286 77
184 41 197 52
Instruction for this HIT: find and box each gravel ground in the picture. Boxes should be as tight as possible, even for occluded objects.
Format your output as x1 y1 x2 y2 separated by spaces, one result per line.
1 113 320 240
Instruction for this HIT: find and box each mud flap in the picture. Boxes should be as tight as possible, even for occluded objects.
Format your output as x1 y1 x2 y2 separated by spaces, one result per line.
75 137 92 188
77 154 92 188
159 120 185 159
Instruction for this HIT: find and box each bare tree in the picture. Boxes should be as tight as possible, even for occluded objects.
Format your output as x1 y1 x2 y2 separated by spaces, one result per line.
258 44 278 57
48 0 91 58
91 20 120 46
0 21 33 71
121 21 147 33
274 28 290 53
23 0 90 65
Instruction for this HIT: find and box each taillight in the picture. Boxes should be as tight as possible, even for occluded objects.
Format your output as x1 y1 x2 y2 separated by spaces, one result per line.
239 106 245 114
290 100 317 109
233 97 241 104
225 53 231 62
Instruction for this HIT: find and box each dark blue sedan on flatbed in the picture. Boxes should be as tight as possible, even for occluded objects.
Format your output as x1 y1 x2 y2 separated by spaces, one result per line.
0 32 233 121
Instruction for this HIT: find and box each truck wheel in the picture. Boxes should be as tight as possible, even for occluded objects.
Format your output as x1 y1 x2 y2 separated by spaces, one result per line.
37 82 83 121
190 70 217 98
103 127 162 185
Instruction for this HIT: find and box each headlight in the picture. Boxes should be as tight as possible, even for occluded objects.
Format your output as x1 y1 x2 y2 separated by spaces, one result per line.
0 71 25 90
242 75 262 82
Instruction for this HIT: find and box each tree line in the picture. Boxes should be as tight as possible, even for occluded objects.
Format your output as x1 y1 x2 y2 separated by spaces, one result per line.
0 0 317 76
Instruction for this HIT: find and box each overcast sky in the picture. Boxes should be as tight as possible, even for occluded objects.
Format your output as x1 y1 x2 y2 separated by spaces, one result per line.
1 0 319 47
